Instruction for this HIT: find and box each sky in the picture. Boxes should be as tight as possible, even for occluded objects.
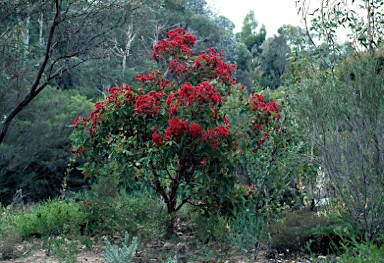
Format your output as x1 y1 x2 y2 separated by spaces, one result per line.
208 0 303 37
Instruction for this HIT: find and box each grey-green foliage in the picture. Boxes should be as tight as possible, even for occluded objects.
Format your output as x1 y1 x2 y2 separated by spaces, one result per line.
230 210 264 261
103 232 138 263
290 55 384 241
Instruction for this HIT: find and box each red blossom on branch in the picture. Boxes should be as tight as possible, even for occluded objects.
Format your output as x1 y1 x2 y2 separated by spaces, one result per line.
175 82 222 106
214 125 230 138
164 116 189 140
188 123 203 138
134 91 165 116
152 28 196 61
201 128 219 149
193 48 237 85
152 126 164 146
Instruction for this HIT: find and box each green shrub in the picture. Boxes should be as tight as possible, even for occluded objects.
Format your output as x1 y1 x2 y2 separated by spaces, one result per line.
0 197 88 242
80 183 168 240
265 209 333 255
193 212 230 247
0 225 22 260
34 198 87 236
229 209 264 259
324 240 384 263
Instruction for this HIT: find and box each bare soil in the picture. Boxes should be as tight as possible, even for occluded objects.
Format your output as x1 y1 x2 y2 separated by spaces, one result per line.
1 239 329 263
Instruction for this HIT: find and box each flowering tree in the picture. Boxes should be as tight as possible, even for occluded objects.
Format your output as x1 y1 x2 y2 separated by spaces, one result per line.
70 28 280 219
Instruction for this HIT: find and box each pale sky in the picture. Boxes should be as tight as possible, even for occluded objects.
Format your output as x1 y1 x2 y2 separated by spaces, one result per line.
208 0 303 37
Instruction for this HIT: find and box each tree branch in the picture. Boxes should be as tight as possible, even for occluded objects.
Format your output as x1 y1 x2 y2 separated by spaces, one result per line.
0 0 61 144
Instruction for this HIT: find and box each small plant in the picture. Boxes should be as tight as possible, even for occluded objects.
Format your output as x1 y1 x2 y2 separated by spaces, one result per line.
47 236 78 263
229 209 264 260
103 231 138 263
0 206 24 259
0 226 22 260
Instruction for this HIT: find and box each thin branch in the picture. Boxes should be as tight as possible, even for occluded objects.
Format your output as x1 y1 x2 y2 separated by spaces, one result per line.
0 0 61 144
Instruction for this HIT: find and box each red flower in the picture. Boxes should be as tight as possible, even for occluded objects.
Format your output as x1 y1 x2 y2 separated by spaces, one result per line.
188 123 203 138
176 82 222 107
214 125 230 138
265 101 278 113
72 116 82 129
135 94 158 115
134 91 165 116
169 105 178 115
166 93 175 105
152 126 164 146
253 122 262 131
164 117 189 140
202 128 218 149
252 93 264 102
152 28 196 61
224 117 230 126
136 73 155 82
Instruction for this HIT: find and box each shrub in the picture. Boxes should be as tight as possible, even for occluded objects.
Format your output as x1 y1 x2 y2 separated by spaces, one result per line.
265 209 334 255
70 28 281 236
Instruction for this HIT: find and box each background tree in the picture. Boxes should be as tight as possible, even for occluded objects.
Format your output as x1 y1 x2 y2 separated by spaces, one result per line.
258 33 291 89
291 0 384 241
235 11 266 90
0 0 146 144
236 11 266 54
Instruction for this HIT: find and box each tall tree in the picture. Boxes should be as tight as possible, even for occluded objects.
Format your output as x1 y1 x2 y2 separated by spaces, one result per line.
258 32 291 89
291 0 384 241
236 10 266 54
0 0 144 144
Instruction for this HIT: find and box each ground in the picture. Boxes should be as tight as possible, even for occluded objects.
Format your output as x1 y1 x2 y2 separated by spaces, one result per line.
1 239 333 263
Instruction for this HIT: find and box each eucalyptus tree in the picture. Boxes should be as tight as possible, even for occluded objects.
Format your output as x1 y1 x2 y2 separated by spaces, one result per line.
291 0 384 241
258 34 291 89
0 0 146 144
236 10 266 55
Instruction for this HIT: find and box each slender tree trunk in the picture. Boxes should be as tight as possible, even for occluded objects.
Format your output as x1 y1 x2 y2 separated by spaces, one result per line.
39 13 44 54
0 0 60 144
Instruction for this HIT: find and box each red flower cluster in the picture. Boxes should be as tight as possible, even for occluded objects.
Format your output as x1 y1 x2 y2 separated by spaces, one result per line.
151 117 204 146
164 116 190 140
214 125 230 138
134 90 166 116
72 84 138 137
174 82 222 107
122 85 138 104
248 93 281 152
135 72 172 90
70 146 85 158
201 125 230 149
152 28 196 61
249 94 280 117
152 126 164 146
188 122 203 138
193 48 237 85
87 101 107 135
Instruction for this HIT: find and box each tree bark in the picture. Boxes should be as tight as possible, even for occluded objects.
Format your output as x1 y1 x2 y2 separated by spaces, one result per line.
0 0 60 144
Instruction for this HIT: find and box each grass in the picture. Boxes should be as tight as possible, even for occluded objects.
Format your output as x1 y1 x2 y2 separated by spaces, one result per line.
1 188 382 262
